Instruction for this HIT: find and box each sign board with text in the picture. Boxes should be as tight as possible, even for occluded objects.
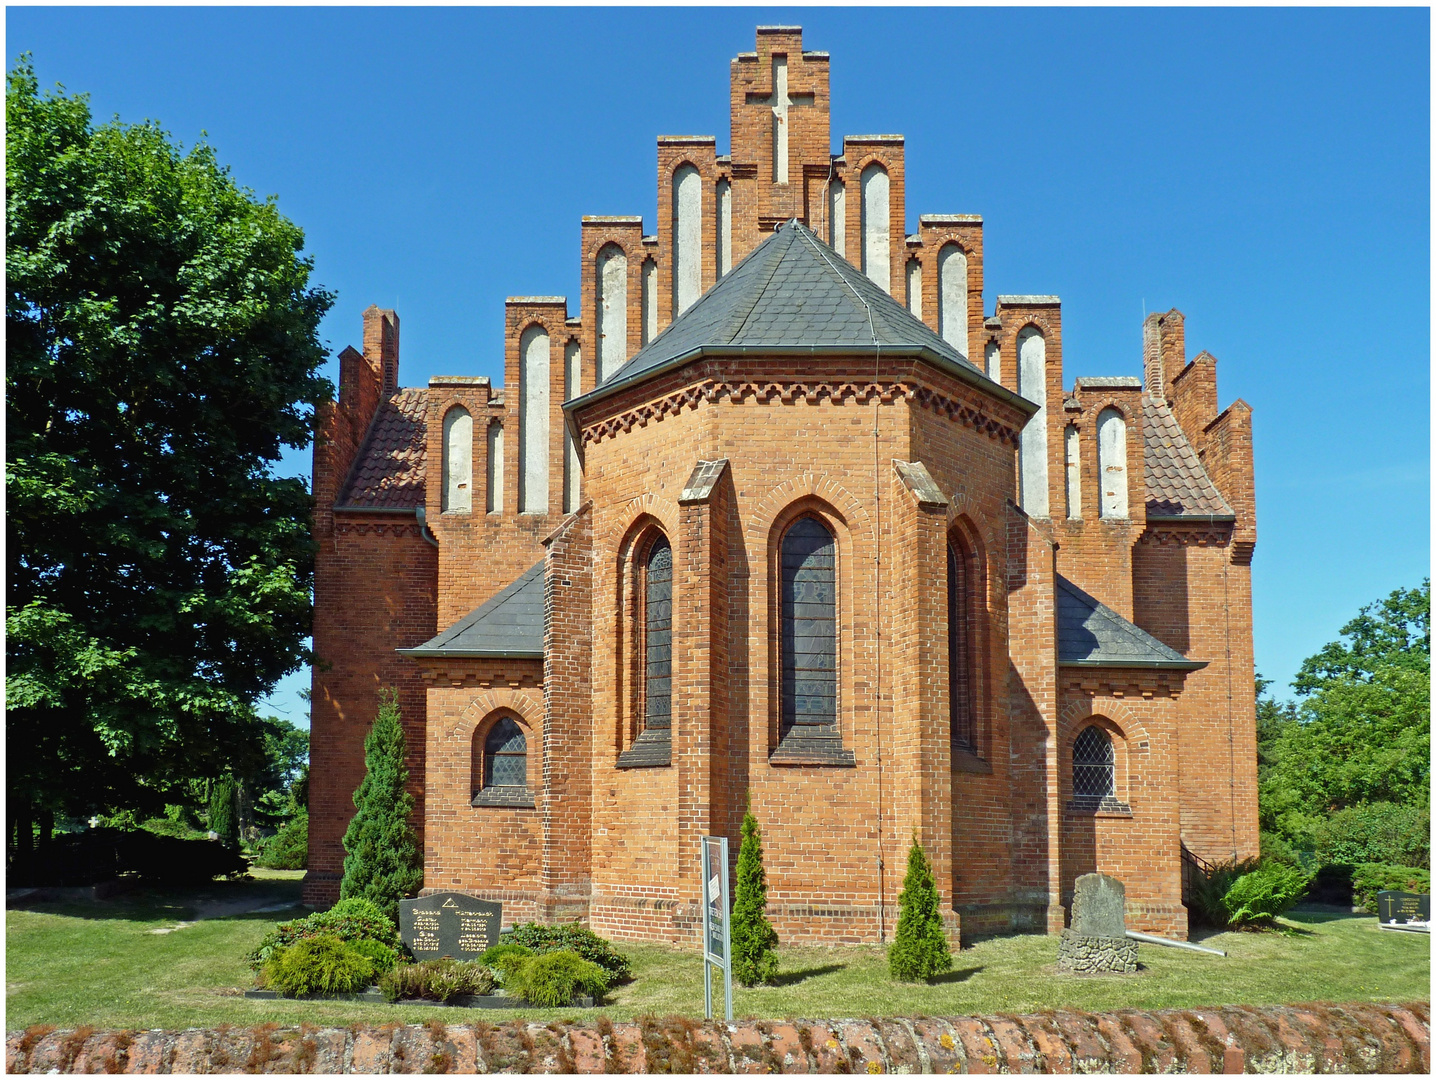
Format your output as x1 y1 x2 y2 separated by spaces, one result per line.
700 836 733 1022
399 893 503 961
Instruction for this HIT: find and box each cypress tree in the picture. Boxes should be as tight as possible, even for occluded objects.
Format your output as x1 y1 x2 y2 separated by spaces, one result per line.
340 688 423 923
888 831 953 981
207 775 240 850
731 793 779 987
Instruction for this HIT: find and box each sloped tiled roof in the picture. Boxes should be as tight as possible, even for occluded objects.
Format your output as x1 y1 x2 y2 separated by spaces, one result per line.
1057 576 1204 670
568 219 1029 414
399 562 545 659
339 389 429 509
1142 395 1234 520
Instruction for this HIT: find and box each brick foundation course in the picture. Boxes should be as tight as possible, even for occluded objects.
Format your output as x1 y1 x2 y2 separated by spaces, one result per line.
8 1002 1427 1073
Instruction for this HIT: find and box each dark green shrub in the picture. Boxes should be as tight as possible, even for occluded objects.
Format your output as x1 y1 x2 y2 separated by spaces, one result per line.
502 922 632 982
379 959 495 1003
247 896 401 970
208 776 240 850
1185 858 1261 928
731 798 779 987
506 949 608 1007
255 810 308 870
340 688 423 924
1312 803 1430 869
1352 863 1432 913
479 943 534 983
261 935 375 996
1222 863 1311 925
889 834 953 981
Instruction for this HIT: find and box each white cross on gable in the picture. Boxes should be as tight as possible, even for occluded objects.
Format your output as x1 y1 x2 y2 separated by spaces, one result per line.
745 55 815 185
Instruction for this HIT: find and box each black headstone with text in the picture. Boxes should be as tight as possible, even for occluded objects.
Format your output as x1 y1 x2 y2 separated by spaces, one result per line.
1377 889 1430 925
399 893 502 961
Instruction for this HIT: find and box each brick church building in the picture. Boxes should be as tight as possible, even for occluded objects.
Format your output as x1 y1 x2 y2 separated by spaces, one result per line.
306 26 1258 943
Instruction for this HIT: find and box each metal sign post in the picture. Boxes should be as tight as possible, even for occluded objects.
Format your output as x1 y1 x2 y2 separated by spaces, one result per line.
699 835 733 1022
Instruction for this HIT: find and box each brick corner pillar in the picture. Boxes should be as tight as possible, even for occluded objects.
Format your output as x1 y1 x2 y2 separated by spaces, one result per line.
540 500 594 920
674 459 732 921
889 460 957 941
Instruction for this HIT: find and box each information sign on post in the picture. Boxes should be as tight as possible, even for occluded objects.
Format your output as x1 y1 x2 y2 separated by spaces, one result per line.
700 836 733 1022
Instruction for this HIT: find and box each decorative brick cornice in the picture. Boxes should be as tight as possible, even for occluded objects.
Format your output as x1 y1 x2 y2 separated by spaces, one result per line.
579 378 1023 447
1138 526 1232 548
333 520 423 539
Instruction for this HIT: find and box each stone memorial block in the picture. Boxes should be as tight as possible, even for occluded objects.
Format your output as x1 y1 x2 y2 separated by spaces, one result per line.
1377 890 1431 925
1070 873 1127 939
399 893 502 962
1059 872 1137 974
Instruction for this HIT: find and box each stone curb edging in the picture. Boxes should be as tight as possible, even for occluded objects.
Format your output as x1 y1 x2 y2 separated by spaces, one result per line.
7 1002 1429 1073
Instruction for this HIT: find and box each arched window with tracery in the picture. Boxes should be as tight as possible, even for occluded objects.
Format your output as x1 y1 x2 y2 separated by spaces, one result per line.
1072 725 1115 799
948 538 976 754
781 516 837 737
472 714 533 807
618 531 675 768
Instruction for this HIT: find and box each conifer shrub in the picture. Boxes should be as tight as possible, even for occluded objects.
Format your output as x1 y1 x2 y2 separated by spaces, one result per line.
255 809 308 870
479 943 535 983
888 833 952 981
339 688 423 923
730 796 779 987
348 938 399 974
207 776 240 850
260 935 375 996
505 949 608 1007
502 922 631 981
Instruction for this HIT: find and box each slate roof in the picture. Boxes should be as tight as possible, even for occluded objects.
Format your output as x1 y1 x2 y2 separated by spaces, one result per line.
568 219 1030 414
1142 396 1234 520
399 562 546 659
1057 576 1205 670
338 388 429 509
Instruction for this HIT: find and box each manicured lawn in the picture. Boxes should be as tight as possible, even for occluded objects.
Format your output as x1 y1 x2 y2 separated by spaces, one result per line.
6 876 1428 1032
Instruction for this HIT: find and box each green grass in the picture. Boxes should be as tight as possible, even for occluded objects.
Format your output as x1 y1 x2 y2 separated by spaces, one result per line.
6 878 1428 1031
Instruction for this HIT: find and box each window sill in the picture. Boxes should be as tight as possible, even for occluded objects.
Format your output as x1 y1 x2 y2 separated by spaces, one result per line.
617 729 671 769
952 749 992 774
472 787 536 809
770 728 856 768
1065 797 1132 817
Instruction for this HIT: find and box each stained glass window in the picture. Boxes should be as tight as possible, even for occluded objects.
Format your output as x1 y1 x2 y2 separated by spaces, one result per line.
644 537 673 733
781 517 837 734
483 717 528 789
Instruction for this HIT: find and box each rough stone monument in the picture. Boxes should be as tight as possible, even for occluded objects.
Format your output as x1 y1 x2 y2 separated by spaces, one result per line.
1058 872 1138 973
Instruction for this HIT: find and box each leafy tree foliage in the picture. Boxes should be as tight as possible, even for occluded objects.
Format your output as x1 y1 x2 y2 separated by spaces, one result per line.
1258 582 1430 860
889 833 952 982
731 796 779 987
340 690 423 924
5 59 332 853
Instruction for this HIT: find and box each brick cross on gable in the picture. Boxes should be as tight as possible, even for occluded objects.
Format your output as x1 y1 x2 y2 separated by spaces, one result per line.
746 55 814 185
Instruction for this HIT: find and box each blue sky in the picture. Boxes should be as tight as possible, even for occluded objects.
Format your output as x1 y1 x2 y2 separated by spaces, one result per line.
9 6 1430 730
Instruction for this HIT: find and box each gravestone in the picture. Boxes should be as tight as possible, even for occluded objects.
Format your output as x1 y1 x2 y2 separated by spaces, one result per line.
1058 872 1138 974
399 892 502 962
1377 890 1431 931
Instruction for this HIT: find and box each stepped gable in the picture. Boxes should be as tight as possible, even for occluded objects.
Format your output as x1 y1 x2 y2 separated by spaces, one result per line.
1057 575 1205 670
571 220 1024 411
400 561 544 659
337 387 428 509
1142 395 1234 520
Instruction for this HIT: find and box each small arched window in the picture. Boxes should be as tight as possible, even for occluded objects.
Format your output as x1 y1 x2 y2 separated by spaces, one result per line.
948 539 975 754
781 516 837 737
644 536 673 735
1072 725 1115 798
472 715 533 807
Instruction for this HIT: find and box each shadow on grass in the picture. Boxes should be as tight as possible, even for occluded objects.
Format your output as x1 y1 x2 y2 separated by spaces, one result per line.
770 963 847 986
6 877 307 923
925 965 983 985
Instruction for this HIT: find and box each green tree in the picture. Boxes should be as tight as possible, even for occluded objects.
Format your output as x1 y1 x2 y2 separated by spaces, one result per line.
730 795 779 987
889 833 952 981
1258 582 1431 850
207 775 240 850
5 59 333 863
340 689 422 923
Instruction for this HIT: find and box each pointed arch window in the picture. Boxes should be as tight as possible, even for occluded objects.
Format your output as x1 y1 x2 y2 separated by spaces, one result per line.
948 539 976 754
618 531 674 768
472 714 534 808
